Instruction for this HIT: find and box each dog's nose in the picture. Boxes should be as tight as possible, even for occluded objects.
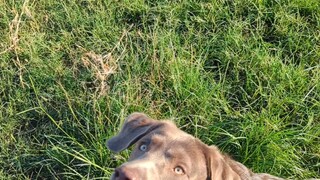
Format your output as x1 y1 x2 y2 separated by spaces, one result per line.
114 167 138 180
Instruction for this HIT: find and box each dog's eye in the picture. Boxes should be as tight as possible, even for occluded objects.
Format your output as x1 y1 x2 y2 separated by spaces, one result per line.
174 166 185 175
139 144 148 151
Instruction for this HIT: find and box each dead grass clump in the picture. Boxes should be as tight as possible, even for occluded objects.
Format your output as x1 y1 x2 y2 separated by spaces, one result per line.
81 51 117 97
1 0 32 88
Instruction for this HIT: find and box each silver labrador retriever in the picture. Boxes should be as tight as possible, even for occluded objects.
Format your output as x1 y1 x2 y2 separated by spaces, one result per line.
107 112 283 180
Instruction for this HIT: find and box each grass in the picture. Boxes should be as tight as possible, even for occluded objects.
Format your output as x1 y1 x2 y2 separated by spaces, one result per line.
0 0 319 179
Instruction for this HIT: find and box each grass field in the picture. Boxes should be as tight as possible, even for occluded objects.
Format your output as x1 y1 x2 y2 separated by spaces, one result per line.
1 0 319 179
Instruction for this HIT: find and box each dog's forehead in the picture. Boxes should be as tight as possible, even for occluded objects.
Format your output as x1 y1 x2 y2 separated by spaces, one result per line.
149 131 194 145
157 121 189 135
139 120 202 153
148 124 200 150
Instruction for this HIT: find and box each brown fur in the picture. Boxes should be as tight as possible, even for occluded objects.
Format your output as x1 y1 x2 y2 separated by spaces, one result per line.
107 113 284 180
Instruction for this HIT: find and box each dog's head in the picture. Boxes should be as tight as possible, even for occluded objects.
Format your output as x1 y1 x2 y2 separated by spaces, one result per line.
107 113 240 180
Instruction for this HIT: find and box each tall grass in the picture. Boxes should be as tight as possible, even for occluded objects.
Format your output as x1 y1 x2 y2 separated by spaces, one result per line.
0 0 319 179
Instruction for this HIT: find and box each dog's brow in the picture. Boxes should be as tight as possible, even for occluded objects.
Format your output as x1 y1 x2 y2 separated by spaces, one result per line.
151 133 165 140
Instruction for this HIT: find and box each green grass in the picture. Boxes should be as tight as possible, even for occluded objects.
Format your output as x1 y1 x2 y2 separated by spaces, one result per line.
0 0 319 179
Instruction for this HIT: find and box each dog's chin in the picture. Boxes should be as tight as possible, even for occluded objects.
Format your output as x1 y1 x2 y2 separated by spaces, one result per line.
110 172 115 180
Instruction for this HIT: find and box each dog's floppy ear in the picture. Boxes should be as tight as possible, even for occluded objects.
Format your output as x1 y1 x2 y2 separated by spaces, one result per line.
107 112 161 153
203 146 241 180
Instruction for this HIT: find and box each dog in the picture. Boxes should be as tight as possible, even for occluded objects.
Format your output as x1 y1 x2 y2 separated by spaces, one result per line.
107 112 284 180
